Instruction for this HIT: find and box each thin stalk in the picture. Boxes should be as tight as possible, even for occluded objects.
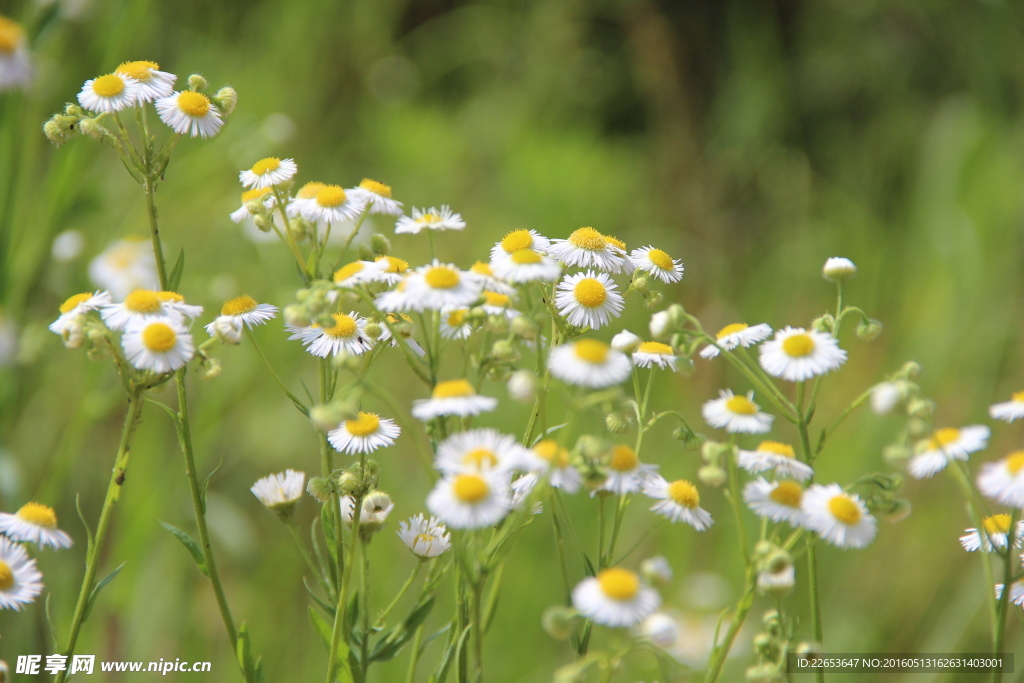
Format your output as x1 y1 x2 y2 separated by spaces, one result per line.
271 187 309 280
143 178 168 288
795 380 824 682
704 570 756 683
326 455 365 683
725 442 750 565
404 624 425 683
245 327 308 414
991 510 1018 683
375 562 423 628
287 517 333 598
948 463 999 637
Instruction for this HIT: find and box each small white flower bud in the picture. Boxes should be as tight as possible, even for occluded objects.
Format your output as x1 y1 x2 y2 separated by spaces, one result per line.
310 404 342 432
491 339 518 362
698 464 727 488
822 257 857 282
253 215 272 232
363 322 383 340
62 317 85 349
649 310 672 339
188 74 208 91
856 318 883 341
639 613 678 647
542 606 576 640
640 555 673 585
510 315 536 340
870 381 904 415
611 329 641 353
507 369 536 403
51 230 84 262
605 412 632 435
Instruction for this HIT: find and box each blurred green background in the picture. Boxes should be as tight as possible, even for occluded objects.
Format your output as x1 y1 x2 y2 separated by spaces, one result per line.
2 0 1024 680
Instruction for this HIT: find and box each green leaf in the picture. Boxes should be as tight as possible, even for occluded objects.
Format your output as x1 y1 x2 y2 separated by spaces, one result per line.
200 457 223 516
75 494 94 558
44 594 61 651
145 397 180 423
303 576 335 617
159 521 209 577
236 621 256 682
82 561 127 623
308 608 353 683
428 625 470 683
167 248 185 291
370 595 437 662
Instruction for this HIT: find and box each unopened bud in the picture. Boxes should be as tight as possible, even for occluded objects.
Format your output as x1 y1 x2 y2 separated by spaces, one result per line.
882 498 912 523
856 319 883 341
306 477 332 503
204 358 222 379
644 291 664 309
363 322 383 340
283 304 310 328
882 444 911 466
79 118 108 141
542 606 576 640
611 329 641 353
746 663 782 683
491 339 517 362
369 233 391 255
639 613 678 647
310 404 342 432
605 412 632 435
649 311 672 339
253 215 272 232
870 381 905 415
336 470 360 495
898 361 922 378
640 556 673 585
698 464 727 488
906 398 934 419
510 315 536 340
822 257 857 282
811 314 835 333
213 86 237 115
188 74 208 91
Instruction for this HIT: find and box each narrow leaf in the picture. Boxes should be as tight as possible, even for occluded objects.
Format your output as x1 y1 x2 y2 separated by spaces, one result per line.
82 561 127 623
167 248 185 291
159 521 209 577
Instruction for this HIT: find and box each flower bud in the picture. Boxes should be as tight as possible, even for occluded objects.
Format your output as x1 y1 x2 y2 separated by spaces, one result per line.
640 555 672 585
306 476 332 503
631 275 649 292
639 613 678 647
188 74 208 91
62 318 85 349
79 118 109 141
898 361 922 378
363 322 383 340
253 215 272 232
906 397 934 419
882 444 910 467
675 427 705 450
882 498 912 523
870 381 905 415
283 304 310 328
510 315 536 340
605 411 632 435
811 314 835 334
752 632 774 655
644 291 664 309
507 369 536 403
213 86 237 115
204 358 222 379
310 404 342 432
369 233 391 255
491 339 517 362
822 257 857 282
611 329 641 353
649 310 672 339
698 464 727 488
856 319 883 341
745 663 782 683
542 606 576 640
336 470 360 495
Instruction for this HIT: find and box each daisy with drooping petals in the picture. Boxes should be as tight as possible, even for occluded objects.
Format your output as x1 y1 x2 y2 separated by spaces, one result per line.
434 428 530 476
411 379 497 421
908 425 990 479
239 157 297 189
156 291 203 321
205 295 277 335
802 484 876 549
0 16 33 91
103 290 172 330
977 451 1024 507
548 339 632 388
702 390 774 434
250 470 305 512
510 474 544 514
995 581 1024 607
348 179 403 216
555 270 624 330
699 323 773 359
374 256 411 285
960 514 1024 552
114 61 175 101
491 249 562 283
121 317 195 373
601 445 658 495
439 309 473 340
376 313 426 357
0 503 72 549
403 261 483 311
293 312 373 358
155 90 223 138
328 413 400 455
88 238 160 299
395 205 465 234
743 478 806 525
0 536 43 611
632 342 678 370
294 184 366 224
78 73 139 113
572 567 660 628
528 440 582 493
230 187 275 223
989 392 1024 423
467 261 517 295
490 229 552 266
426 471 512 530
630 246 684 283
644 476 713 530
737 441 813 482
759 327 847 382
548 227 629 273
333 260 385 288
398 514 451 559
49 291 111 335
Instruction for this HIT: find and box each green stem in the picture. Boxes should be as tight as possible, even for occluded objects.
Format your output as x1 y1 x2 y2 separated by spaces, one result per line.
949 463 999 640
143 177 169 289
327 455 365 683
287 517 334 599
404 624 425 683
245 327 308 414
375 562 423 628
725 442 750 565
992 511 1018 683
271 187 309 281
704 570 756 683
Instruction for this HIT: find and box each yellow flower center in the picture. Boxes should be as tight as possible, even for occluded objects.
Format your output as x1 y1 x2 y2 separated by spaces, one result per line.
929 428 961 450
637 341 673 355
425 267 460 289
452 474 489 503
60 292 93 314
470 261 493 276
716 323 749 339
417 213 440 223
604 235 626 250
241 187 272 203
433 379 474 399
116 60 159 81
157 291 184 303
462 449 498 468
316 185 347 208
1005 451 1024 475
757 441 795 458
0 561 12 591
769 480 803 508
568 227 607 251
1013 391 1024 403
573 278 607 308
177 91 211 117
124 290 162 313
376 256 408 273
646 249 674 270
222 295 257 316
359 178 392 197
510 249 542 265
483 291 509 307
251 157 281 175
345 412 381 437
534 440 569 467
17 502 58 528
609 445 638 472
501 230 534 253
828 495 861 525
983 514 1013 535
0 17 24 54
783 333 817 358
726 395 757 415
597 568 640 601
334 262 365 283
297 181 326 199
668 480 699 508
447 310 467 327
141 323 177 352
574 339 610 364
323 314 358 339
91 74 125 98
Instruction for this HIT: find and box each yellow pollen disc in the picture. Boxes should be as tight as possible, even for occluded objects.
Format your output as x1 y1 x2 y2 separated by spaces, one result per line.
782 333 815 357
568 227 607 251
251 157 281 175
983 514 1013 535
142 323 177 352
609 445 638 472
452 474 489 503
17 502 58 528
828 495 862 525
769 481 803 507
345 412 381 437
604 235 626 250
646 249 674 270
462 449 498 468
716 323 749 339
359 178 392 197
316 185 347 208
483 291 509 307
573 278 607 307
1005 451 1024 475
668 480 699 508
433 379 474 399
757 441 795 458
334 262 365 283
597 568 639 601
377 256 408 273
534 440 569 467
177 91 211 117
417 213 440 223
0 17 24 54
91 74 125 98
510 249 542 265
0 561 12 591
323 314 358 338
124 290 162 313
425 267 460 289
116 60 159 81
447 310 467 327
157 291 184 303
470 261 493 276
574 339 610 364
60 292 93 314
297 181 326 199
501 230 534 253
241 187 272 203
726 395 757 415
637 341 673 355
222 295 257 316
929 428 961 450
414 533 434 545
1013 391 1024 403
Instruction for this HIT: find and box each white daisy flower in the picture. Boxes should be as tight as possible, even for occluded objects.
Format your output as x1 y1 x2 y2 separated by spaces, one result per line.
644 476 713 530
340 494 395 526
395 205 465 234
0 536 43 611
426 471 512 530
286 181 326 218
759 327 847 382
908 425 990 479
479 291 517 318
801 484 876 549
737 441 813 482
555 270 624 330
467 262 517 295
511 473 544 513
528 440 582 493
977 451 1024 507
629 246 684 283
649 310 672 339
434 428 530 476
328 413 400 455
333 260 386 288
702 390 774 434
0 16 32 91
757 565 795 594
611 330 641 353
230 187 275 223
294 184 367 224
78 72 139 113
601 445 658 495
548 339 632 388
548 227 630 273
403 261 483 311
440 309 473 340
121 317 195 373
373 256 411 285
397 514 451 559
156 291 203 321
632 341 678 370
699 323 773 359
89 238 159 299
743 478 806 525
572 567 660 628
822 257 857 282
995 581 1024 607
489 229 552 265
491 249 562 283
411 379 497 421
49 291 111 336
101 290 170 330
375 279 414 312
250 470 305 512
155 90 223 138
293 312 373 358
239 157 297 189
989 392 1024 423
960 514 1024 552
348 179 403 216
204 295 277 334
114 61 175 102
0 502 72 549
